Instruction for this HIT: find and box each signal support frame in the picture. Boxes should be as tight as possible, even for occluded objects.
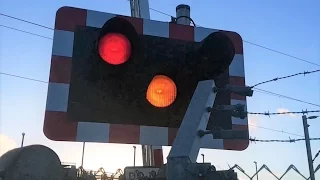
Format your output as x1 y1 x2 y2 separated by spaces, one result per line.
166 80 217 180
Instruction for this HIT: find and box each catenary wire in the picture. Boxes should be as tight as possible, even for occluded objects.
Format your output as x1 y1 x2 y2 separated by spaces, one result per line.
0 13 54 30
0 72 306 138
247 110 320 116
248 124 303 137
145 9 320 67
253 88 320 108
1 68 319 112
249 137 320 143
251 69 320 88
2 22 319 109
0 24 53 40
313 149 320 162
242 40 320 67
3 10 320 117
149 7 172 17
1 12 319 139
0 72 49 83
2 25 319 109
1 11 320 67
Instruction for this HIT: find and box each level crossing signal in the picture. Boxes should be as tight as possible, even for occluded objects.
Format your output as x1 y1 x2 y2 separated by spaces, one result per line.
44 6 249 151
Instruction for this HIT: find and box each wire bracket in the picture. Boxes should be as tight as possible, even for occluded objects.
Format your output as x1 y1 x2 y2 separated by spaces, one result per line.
213 84 253 97
198 129 249 139
209 104 247 119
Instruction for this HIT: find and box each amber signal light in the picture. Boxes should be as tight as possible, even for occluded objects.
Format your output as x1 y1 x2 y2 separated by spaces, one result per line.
146 75 177 108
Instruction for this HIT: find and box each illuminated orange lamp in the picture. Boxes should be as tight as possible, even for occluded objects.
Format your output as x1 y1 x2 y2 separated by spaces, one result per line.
146 75 177 108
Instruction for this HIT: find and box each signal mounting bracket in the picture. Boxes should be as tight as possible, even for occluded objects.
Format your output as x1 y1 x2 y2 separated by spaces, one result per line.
166 80 217 180
213 84 254 97
210 104 247 119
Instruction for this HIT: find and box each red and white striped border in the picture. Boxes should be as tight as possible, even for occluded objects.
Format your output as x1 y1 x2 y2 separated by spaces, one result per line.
43 6 249 151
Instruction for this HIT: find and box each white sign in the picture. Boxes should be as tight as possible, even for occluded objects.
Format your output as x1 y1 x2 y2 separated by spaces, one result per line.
124 167 160 180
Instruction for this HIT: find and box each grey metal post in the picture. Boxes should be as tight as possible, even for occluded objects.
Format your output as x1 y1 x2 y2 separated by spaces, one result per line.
254 161 258 180
302 115 315 180
201 154 204 163
142 145 146 166
138 0 150 19
166 6 219 180
130 0 153 168
21 132 25 147
167 80 216 180
150 145 155 166
130 0 150 19
133 146 136 167
81 142 85 167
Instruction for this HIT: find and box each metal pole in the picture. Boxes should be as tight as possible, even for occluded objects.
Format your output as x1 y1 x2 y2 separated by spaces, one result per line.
141 145 147 166
302 115 316 180
167 80 216 180
81 142 85 167
130 0 158 168
130 0 150 19
138 0 150 19
254 161 258 180
201 154 204 163
150 145 155 166
21 132 25 147
133 146 136 167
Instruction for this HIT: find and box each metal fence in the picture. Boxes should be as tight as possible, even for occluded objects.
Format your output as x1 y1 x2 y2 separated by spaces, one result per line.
75 163 320 180
229 164 320 180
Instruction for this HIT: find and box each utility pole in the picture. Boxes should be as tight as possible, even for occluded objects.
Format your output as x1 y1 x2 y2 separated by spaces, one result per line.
254 161 258 180
21 132 25 147
303 115 317 180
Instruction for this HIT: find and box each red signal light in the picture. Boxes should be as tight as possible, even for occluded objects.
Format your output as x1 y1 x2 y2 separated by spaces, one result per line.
146 75 177 108
98 33 131 65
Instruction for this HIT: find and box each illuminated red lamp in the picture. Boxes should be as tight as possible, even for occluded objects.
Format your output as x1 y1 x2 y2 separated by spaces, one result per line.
98 33 132 65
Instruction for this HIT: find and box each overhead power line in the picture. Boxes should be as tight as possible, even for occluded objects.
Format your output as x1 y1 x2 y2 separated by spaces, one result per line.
149 7 172 17
252 69 320 88
248 124 303 137
313 149 320 162
2 70 319 110
1 12 320 138
1 11 320 67
145 9 320 67
253 88 320 108
0 13 54 30
1 6 318 149
0 72 306 138
249 137 320 143
0 72 48 83
248 109 320 116
0 24 53 40
242 41 320 67
2 22 319 109
2 71 320 117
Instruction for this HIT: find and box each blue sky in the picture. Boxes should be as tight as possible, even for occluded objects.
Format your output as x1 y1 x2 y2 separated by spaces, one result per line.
1 0 320 179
